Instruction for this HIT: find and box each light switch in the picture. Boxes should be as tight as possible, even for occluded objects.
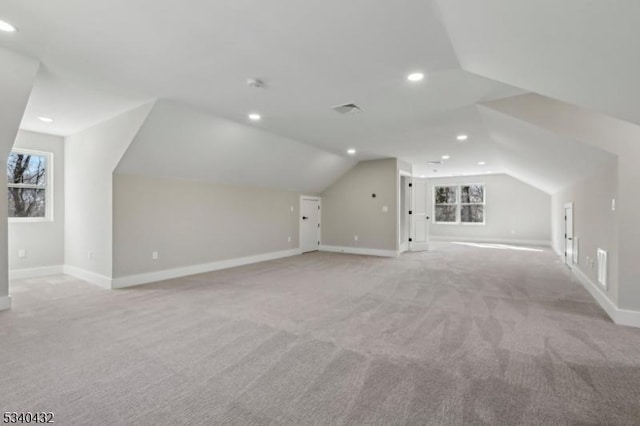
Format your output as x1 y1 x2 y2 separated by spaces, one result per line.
152 251 159 260
382 205 389 213
612 198 616 211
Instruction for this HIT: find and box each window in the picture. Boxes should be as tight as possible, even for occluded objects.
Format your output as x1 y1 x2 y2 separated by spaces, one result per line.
7 150 52 220
460 184 485 223
433 183 485 224
434 186 458 223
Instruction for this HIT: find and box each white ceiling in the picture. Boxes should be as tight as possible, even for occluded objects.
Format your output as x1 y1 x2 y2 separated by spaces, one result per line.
478 104 615 194
0 0 520 171
436 0 640 126
116 100 355 194
21 67 148 136
1 0 635 193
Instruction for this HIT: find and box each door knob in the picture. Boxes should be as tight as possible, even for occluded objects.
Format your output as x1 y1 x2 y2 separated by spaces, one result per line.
302 216 308 220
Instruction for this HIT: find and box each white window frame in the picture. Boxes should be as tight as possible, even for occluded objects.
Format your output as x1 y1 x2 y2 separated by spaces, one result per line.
7 149 54 223
433 185 459 225
432 183 486 225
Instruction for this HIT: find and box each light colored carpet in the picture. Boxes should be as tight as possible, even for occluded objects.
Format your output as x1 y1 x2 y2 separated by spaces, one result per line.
2 243 640 425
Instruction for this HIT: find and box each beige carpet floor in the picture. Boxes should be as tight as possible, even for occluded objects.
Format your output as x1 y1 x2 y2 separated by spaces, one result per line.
2 243 640 425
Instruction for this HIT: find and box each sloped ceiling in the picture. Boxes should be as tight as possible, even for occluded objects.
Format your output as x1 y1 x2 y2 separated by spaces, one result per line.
435 0 640 126
2 0 637 194
0 48 39 156
478 104 615 194
115 100 355 193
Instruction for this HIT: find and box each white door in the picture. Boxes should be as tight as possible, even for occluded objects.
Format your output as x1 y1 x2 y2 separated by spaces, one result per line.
410 178 429 251
564 205 574 266
399 175 411 253
300 197 320 253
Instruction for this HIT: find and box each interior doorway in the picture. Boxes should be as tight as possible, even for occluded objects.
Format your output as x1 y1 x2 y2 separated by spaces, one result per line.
564 203 574 267
410 177 429 252
300 196 321 253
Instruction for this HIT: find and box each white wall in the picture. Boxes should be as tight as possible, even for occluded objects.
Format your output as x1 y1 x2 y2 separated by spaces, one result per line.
551 159 619 305
427 173 551 244
321 159 398 251
64 103 152 279
0 48 39 306
9 131 65 271
113 174 302 278
484 93 640 313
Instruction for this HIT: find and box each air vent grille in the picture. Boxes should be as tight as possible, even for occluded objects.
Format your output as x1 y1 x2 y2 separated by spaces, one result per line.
427 160 443 165
332 103 363 115
597 249 608 289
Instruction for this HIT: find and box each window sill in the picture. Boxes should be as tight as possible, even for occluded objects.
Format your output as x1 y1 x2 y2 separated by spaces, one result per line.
433 222 486 226
8 217 53 224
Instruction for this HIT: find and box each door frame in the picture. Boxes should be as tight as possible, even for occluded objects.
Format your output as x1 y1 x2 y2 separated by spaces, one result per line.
564 202 574 267
398 171 412 253
299 195 322 253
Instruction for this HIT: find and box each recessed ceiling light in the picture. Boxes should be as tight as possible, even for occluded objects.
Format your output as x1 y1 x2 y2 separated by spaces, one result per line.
0 19 17 33
407 72 425 82
38 116 54 123
478 161 486 165
456 134 468 141
248 113 261 121
487 171 493 174
347 148 356 155
442 155 450 160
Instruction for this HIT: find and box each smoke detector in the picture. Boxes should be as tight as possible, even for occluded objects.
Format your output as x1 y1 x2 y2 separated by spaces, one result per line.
332 103 363 115
247 78 265 88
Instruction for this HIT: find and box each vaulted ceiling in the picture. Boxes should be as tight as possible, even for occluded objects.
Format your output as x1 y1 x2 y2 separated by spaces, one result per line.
1 0 635 193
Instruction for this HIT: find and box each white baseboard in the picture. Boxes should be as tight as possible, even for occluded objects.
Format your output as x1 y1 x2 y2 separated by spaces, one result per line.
9 265 64 280
112 248 303 289
571 264 640 328
429 236 551 247
62 265 112 290
0 296 11 311
319 245 399 257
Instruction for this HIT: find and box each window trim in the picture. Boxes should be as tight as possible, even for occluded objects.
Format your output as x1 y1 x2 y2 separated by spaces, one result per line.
432 183 486 225
433 185 459 225
7 149 54 223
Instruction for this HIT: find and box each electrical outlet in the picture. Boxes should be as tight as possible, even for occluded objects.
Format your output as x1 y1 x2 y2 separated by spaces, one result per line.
152 251 159 260
354 235 359 241
18 249 26 259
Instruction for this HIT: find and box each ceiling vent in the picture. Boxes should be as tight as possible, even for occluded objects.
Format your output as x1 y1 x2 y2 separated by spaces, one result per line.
427 160 443 165
332 103 363 115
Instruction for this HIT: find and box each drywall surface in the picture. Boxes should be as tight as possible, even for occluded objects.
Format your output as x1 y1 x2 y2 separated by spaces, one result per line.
9 131 65 270
113 174 301 277
64 103 152 278
0 48 39 301
116 100 355 194
552 159 618 305
484 93 640 311
427 173 551 244
321 159 398 251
